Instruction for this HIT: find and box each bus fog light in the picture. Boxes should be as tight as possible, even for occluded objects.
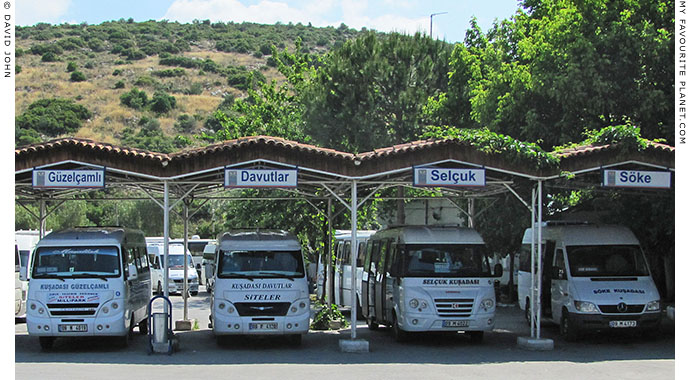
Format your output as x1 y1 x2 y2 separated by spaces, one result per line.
488 318 493 325
44 325 50 331
299 302 306 309
102 307 109 314
112 302 119 310
106 325 110 329
97 325 103 331
409 299 419 309
234 324 240 330
287 323 292 329
480 299 495 311
412 319 418 325
421 301 428 309
38 308 45 315
30 303 36 311
227 305 235 314
291 306 298 313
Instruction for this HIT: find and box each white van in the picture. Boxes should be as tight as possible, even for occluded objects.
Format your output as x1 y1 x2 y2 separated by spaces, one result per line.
333 230 375 317
148 243 199 296
517 221 662 340
362 225 502 343
26 227 151 349
171 237 214 283
207 230 310 345
202 242 217 292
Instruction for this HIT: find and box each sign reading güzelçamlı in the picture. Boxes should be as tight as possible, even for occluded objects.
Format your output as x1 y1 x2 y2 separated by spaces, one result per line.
414 168 486 187
225 169 298 188
602 169 671 189
32 169 105 189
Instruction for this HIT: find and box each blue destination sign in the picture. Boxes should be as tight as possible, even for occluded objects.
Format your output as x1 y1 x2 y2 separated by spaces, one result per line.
32 169 105 189
225 169 298 188
602 169 671 189
414 168 486 187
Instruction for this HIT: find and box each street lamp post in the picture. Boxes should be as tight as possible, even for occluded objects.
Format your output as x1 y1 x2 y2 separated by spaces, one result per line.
430 12 448 39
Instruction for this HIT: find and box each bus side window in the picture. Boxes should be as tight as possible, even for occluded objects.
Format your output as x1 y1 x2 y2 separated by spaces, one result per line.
370 241 381 274
378 240 390 274
363 241 373 272
343 241 351 266
386 243 399 276
357 242 366 267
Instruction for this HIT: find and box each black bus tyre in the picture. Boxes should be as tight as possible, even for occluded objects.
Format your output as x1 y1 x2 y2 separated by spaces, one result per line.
39 336 55 351
392 314 409 342
156 282 162 295
560 310 579 342
138 318 148 335
356 298 364 320
367 316 379 331
191 291 198 296
525 299 532 325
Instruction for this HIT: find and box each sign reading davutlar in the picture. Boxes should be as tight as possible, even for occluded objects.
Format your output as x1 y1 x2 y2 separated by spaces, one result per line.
225 169 298 188
32 169 105 189
414 168 486 187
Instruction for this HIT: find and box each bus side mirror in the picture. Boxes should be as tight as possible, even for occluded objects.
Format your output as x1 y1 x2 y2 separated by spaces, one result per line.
203 251 215 260
493 264 503 278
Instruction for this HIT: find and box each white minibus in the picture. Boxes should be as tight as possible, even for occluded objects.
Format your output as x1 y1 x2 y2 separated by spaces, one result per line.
517 221 662 340
148 243 199 296
207 230 310 345
27 227 151 349
333 230 375 318
16 243 26 320
362 225 502 343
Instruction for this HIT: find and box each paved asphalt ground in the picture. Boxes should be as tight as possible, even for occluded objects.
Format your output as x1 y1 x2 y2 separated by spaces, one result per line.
14 287 675 379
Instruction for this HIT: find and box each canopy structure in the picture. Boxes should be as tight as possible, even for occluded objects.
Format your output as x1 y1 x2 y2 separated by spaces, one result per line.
15 135 675 349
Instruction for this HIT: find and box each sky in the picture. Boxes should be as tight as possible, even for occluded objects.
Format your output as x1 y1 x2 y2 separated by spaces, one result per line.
16 0 524 43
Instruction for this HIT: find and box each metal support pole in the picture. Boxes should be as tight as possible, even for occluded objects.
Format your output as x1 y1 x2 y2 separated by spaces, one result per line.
467 198 475 228
163 181 170 304
39 200 46 239
350 180 358 340
326 198 333 306
536 180 543 339
530 186 536 338
183 201 189 321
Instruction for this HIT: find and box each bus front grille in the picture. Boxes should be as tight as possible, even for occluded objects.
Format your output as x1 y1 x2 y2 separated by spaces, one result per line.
47 303 99 316
434 298 474 317
234 302 291 317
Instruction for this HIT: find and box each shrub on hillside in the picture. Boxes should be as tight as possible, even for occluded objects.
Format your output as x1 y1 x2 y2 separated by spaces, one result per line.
66 61 77 72
70 71 87 82
120 88 149 110
150 91 177 114
41 52 60 62
175 114 196 132
114 80 126 89
16 98 91 137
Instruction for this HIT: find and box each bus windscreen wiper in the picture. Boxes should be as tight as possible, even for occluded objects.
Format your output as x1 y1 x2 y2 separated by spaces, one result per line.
33 273 65 281
258 272 295 281
70 273 110 281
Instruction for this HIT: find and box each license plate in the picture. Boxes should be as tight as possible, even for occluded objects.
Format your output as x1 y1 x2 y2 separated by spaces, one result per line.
249 322 278 330
443 320 470 328
609 320 637 328
58 324 88 332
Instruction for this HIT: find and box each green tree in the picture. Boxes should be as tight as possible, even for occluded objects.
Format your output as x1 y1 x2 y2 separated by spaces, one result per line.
70 70 86 82
120 87 149 109
16 98 91 138
149 91 177 114
302 32 452 152
66 61 77 72
432 0 673 149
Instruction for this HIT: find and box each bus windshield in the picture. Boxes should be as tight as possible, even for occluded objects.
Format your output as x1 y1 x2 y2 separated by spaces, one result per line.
32 246 120 278
218 250 304 278
402 244 491 277
566 245 649 277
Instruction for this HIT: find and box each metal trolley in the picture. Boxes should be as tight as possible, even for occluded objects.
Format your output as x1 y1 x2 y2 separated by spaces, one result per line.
147 295 175 355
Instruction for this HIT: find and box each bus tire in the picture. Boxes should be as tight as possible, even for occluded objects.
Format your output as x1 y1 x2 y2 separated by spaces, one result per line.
356 298 364 320
191 291 198 296
138 318 148 335
392 313 409 342
156 282 162 295
525 299 532 325
39 337 55 351
367 316 379 331
560 310 578 342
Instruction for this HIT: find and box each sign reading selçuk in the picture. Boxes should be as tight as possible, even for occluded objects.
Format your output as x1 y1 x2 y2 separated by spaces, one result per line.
413 167 486 187
32 169 105 189
225 169 298 188
602 169 671 189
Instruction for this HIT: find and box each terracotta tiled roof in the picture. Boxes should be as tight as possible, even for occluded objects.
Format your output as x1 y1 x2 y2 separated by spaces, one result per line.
15 138 170 162
172 135 354 160
553 142 675 158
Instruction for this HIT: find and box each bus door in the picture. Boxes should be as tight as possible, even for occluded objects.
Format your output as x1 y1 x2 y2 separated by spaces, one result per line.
375 239 391 323
366 240 381 319
384 242 399 323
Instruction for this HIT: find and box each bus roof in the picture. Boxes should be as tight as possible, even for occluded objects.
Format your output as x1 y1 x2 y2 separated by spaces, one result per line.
37 227 145 247
217 230 301 251
373 225 485 245
521 223 639 246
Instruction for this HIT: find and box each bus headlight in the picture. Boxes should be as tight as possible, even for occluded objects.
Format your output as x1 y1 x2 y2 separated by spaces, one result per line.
480 298 495 312
409 299 419 309
289 300 308 314
646 300 660 312
574 301 598 314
